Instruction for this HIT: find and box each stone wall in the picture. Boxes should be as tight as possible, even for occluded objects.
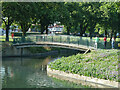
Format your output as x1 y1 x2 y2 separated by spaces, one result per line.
47 66 119 88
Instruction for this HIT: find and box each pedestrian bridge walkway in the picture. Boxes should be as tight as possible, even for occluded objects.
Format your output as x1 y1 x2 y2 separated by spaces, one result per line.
13 42 95 51
13 35 99 51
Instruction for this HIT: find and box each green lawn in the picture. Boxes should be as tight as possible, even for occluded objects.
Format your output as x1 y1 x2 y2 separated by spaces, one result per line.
0 35 20 42
48 50 120 82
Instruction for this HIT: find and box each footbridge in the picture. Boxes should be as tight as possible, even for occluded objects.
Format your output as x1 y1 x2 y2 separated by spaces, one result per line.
13 35 96 51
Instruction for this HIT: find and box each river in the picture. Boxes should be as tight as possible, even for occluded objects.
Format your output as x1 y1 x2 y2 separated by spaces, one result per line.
1 51 91 88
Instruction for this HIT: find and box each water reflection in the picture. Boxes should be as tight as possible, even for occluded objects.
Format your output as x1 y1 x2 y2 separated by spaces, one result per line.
2 52 90 88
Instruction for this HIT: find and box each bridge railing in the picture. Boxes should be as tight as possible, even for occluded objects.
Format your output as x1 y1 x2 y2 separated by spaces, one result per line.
13 36 36 44
35 35 96 48
13 35 118 49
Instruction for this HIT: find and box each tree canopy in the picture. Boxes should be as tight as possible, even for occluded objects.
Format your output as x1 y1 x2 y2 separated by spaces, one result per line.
1 2 120 41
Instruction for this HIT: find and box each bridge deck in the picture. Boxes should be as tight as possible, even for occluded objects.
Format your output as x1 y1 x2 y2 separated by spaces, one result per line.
13 42 95 51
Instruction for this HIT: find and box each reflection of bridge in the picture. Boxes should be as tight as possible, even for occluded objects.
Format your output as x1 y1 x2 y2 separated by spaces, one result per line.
13 35 96 51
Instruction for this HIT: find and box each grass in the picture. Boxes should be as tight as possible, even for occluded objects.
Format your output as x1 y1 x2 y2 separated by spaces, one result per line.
0 35 21 42
48 49 120 82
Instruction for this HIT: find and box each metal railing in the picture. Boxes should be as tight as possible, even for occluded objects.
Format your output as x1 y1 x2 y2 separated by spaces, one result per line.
12 35 119 49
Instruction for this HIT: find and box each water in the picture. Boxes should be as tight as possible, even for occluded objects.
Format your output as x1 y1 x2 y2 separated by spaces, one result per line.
2 53 90 88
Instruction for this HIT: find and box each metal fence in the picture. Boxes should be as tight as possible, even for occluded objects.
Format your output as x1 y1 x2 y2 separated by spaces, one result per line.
13 35 119 49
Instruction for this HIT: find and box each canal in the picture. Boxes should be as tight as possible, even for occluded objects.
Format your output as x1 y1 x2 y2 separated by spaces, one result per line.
1 51 91 88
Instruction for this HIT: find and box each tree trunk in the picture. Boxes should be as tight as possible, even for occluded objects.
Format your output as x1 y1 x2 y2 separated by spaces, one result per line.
80 24 86 37
45 25 48 34
41 24 45 34
6 26 9 41
22 30 26 37
114 31 117 40
67 26 70 35
21 23 31 37
84 26 87 33
110 29 114 42
4 17 13 42
80 24 83 36
105 30 107 36
89 32 92 39
21 24 26 37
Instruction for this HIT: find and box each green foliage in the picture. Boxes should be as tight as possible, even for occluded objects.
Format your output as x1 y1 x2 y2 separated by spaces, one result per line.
49 50 119 82
2 2 17 41
2 2 119 38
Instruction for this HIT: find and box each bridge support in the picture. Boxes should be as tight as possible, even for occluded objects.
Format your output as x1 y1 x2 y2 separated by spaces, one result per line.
20 48 23 57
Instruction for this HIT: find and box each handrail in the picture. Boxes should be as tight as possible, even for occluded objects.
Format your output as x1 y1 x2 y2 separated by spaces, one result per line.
13 35 118 49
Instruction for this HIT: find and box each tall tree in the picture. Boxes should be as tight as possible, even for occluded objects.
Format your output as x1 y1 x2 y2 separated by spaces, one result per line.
100 2 119 40
13 2 36 37
2 2 16 41
36 2 65 34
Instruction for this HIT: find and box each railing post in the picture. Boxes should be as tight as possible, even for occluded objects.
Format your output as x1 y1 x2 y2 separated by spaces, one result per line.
80 37 82 45
60 36 62 43
18 38 19 43
36 36 38 42
21 36 25 43
47 35 48 42
67 36 70 44
40 36 42 41
69 36 70 44
77 38 79 45
52 35 53 42
44 36 45 41
90 38 93 48
87 39 89 47
21 48 23 57
41 36 43 41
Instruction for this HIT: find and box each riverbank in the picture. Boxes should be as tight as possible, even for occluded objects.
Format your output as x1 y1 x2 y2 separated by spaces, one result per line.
48 49 120 87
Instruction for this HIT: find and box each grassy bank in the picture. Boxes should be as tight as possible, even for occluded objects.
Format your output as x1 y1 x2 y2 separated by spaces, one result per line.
48 50 120 82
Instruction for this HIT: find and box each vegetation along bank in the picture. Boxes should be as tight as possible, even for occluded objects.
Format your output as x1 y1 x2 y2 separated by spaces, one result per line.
48 50 120 82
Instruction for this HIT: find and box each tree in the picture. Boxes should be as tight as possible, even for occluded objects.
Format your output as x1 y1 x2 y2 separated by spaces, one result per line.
36 2 65 34
13 2 37 37
100 2 119 40
71 2 89 36
2 2 16 41
59 2 76 35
